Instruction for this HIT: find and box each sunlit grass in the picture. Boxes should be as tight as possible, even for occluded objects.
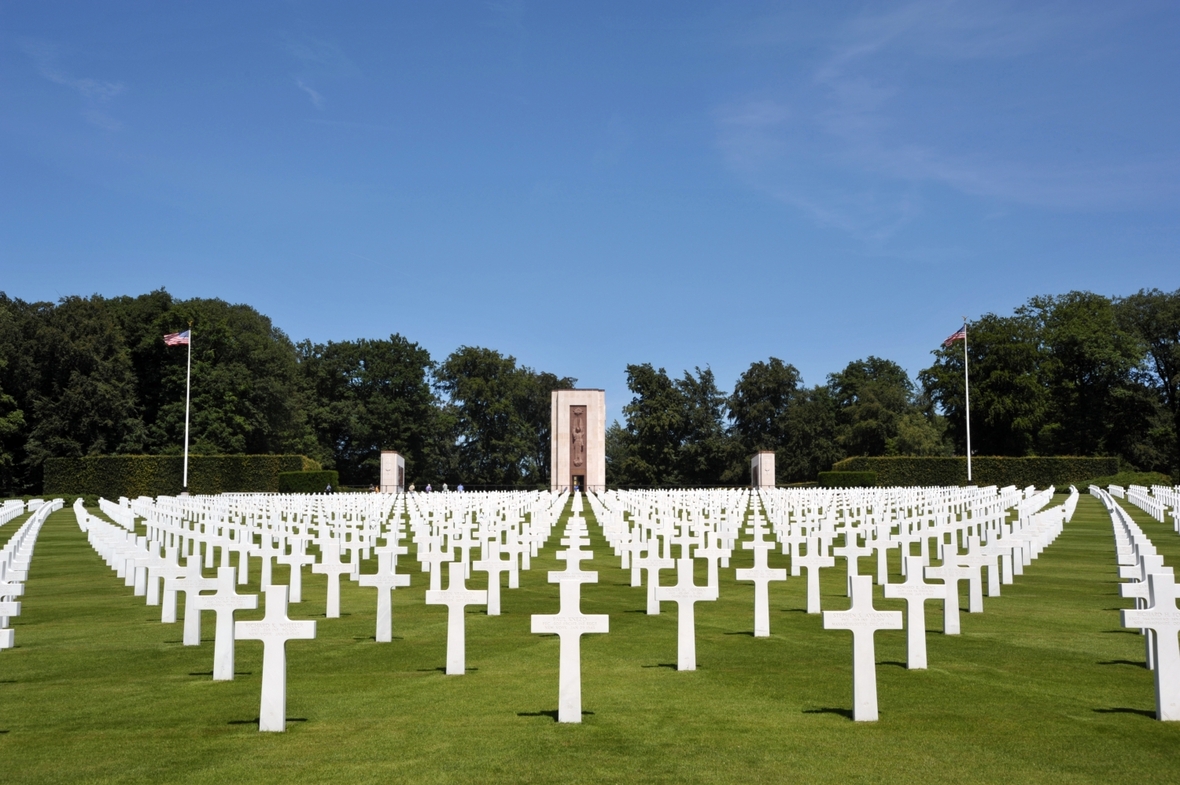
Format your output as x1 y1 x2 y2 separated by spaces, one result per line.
0 493 1175 784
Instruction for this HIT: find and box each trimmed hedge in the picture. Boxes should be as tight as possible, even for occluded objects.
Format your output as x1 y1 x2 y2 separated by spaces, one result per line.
43 455 320 498
830 456 1119 488
278 470 339 494
817 471 877 488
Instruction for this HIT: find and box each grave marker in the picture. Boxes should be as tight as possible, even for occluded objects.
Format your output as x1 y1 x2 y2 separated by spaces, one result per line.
822 575 903 721
425 561 487 675
234 585 316 732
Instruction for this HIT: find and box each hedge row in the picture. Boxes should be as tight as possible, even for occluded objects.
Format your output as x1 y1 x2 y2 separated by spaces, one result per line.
43 455 320 498
278 471 340 494
829 456 1119 488
817 471 878 488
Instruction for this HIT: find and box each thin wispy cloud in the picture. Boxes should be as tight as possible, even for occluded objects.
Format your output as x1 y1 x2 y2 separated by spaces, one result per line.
715 1 1174 241
22 39 126 129
279 32 360 77
279 32 360 111
296 79 325 109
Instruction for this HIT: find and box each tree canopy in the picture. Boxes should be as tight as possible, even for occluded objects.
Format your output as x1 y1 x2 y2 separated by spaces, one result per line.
1 286 1177 494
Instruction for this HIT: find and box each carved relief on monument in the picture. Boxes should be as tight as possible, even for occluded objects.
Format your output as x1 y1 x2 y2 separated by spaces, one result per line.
570 405 587 470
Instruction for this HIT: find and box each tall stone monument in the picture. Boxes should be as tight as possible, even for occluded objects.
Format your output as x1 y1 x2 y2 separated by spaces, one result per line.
750 450 775 488
550 389 605 493
379 451 405 493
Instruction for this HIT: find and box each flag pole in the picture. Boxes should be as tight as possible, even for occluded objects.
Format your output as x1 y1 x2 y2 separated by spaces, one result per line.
963 318 972 483
183 321 192 491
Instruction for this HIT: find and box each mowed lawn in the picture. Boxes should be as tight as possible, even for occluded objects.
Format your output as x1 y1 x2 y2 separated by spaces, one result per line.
0 493 1177 784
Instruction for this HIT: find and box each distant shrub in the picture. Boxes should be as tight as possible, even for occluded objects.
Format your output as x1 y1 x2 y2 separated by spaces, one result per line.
43 455 320 498
830 456 1118 488
278 471 340 494
817 471 877 488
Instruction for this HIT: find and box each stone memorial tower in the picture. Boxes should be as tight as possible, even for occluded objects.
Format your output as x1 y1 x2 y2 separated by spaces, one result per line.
379 451 405 493
750 450 775 488
550 389 606 493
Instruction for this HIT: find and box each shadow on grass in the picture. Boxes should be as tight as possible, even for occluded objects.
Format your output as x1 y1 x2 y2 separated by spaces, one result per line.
517 710 594 721
641 663 678 670
1093 708 1155 719
723 631 754 637
782 608 808 613
623 609 648 614
880 661 907 669
227 718 309 726
188 671 252 677
352 636 403 642
415 667 478 673
1102 630 1141 635
1098 660 1146 668
804 707 855 720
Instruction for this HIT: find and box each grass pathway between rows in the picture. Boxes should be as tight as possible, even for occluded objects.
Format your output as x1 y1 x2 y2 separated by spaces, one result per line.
0 494 1176 783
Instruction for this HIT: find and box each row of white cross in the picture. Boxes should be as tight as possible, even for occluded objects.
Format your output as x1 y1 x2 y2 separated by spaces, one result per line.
73 491 566 730
1122 484 1180 531
589 485 1076 720
1097 486 1180 721
0 499 63 649
63 482 1082 727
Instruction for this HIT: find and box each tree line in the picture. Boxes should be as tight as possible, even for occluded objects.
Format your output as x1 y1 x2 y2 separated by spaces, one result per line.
0 288 1176 494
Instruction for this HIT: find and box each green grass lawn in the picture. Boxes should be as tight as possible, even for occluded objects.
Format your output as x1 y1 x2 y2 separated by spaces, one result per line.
0 493 1177 784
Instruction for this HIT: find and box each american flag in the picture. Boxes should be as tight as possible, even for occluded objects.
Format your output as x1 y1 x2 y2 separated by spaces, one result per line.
163 329 191 346
942 325 967 346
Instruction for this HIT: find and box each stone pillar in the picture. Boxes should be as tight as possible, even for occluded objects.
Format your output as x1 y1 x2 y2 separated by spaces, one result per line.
550 390 606 493
379 451 405 493
750 451 775 488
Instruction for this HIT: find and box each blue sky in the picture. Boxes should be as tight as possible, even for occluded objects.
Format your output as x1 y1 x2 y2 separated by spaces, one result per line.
2 1 1178 424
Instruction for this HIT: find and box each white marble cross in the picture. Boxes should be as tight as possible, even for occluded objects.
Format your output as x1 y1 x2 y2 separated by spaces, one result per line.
952 538 987 613
823 575 903 721
234 584 316 732
636 543 675 615
150 549 186 620
473 538 512 616
275 539 314 604
657 557 717 670
735 539 786 637
795 536 836 614
419 537 452 592
0 598 20 648
924 561 973 635
311 538 352 618
1122 572 1180 720
252 531 284 590
425 561 487 675
883 555 943 669
694 531 727 591
531 576 609 722
193 566 259 681
168 557 218 646
833 529 873 596
358 552 411 642
1121 563 1174 671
